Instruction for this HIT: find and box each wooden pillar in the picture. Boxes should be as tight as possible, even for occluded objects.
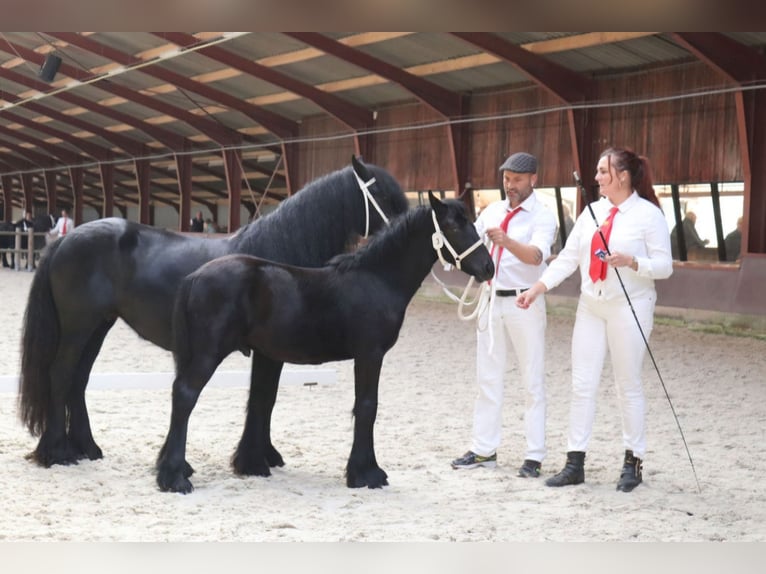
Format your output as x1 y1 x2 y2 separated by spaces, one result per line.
21 173 35 214
134 159 151 225
1 175 13 221
568 108 599 214
222 148 241 231
175 154 193 231
99 163 115 218
281 142 299 197
43 171 58 216
738 88 766 256
68 167 84 225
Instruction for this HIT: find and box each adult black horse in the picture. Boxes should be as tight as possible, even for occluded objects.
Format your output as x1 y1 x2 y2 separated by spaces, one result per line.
19 156 410 469
156 191 494 492
0 214 55 269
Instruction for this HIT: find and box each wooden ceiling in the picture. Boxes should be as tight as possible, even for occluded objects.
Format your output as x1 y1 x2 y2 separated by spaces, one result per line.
0 32 763 217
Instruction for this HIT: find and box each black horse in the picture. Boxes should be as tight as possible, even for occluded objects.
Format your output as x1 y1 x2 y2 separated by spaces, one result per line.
0 214 55 269
19 156 410 469
156 191 494 493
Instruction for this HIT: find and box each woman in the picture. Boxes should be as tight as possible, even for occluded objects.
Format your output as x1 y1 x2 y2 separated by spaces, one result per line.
516 147 673 492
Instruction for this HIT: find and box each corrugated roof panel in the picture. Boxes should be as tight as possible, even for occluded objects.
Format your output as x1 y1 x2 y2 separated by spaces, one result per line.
94 32 169 57
276 53 373 85
221 33 308 61
723 32 766 47
427 62 530 93
356 32 481 68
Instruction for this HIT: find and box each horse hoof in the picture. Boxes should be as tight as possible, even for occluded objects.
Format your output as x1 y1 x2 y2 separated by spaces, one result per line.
183 461 195 478
231 454 271 477
157 471 194 494
26 446 80 468
266 446 284 468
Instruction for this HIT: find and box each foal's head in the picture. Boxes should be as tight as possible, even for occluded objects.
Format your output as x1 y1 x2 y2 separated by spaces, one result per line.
429 191 494 282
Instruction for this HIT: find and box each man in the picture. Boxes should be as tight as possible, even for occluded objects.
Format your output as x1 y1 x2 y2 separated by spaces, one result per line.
670 211 708 259
190 211 205 232
451 152 557 478
14 210 34 232
49 208 74 238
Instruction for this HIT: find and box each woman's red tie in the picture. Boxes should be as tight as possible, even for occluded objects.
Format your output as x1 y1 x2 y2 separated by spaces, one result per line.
588 206 619 282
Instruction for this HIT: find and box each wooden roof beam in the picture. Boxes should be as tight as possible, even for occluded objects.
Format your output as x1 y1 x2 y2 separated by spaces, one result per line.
156 32 373 132
450 33 592 104
48 33 296 141
0 64 186 151
670 33 766 84
285 32 463 119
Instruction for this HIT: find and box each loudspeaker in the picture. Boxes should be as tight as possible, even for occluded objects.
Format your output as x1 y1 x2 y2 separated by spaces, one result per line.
38 54 62 83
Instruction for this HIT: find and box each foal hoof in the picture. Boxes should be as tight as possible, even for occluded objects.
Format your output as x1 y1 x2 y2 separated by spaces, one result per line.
346 466 389 489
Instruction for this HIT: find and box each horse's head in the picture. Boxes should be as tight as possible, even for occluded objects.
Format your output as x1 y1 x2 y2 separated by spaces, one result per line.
428 190 494 282
351 155 409 238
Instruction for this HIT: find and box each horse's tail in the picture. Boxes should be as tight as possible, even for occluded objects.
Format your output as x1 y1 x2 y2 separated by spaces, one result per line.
171 274 195 372
18 240 62 436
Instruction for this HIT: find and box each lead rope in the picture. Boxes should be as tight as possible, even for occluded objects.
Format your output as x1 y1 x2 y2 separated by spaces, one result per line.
429 234 506 354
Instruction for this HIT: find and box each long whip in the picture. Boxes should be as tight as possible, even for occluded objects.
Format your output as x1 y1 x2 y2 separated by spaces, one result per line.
574 171 701 493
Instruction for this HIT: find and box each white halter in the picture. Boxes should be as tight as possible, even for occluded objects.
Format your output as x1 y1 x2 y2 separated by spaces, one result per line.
430 210 485 272
353 169 391 237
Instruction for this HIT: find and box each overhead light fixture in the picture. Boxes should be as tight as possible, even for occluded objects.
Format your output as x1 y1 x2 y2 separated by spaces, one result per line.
38 53 62 83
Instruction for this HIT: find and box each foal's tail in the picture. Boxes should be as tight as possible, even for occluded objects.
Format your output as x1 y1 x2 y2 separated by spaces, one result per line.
18 240 63 436
171 274 195 372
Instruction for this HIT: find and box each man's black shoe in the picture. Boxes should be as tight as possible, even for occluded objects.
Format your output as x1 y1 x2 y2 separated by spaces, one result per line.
517 459 541 478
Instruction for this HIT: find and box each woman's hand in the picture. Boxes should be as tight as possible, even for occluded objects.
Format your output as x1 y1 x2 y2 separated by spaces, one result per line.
516 281 547 309
605 251 637 270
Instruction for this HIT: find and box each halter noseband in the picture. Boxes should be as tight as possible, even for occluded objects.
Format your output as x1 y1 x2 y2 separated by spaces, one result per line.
354 170 390 237
431 211 484 271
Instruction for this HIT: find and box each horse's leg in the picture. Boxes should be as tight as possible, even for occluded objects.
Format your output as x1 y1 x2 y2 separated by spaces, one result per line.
156 355 220 494
346 356 388 488
30 333 95 467
231 351 284 477
66 319 116 460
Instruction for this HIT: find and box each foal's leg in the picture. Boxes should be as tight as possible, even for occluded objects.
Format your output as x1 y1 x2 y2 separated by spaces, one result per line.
231 351 284 477
66 318 116 460
156 354 220 494
346 356 388 488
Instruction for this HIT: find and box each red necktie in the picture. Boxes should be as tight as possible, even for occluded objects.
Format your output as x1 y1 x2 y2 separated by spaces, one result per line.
589 206 619 282
490 206 522 279
62 218 67 235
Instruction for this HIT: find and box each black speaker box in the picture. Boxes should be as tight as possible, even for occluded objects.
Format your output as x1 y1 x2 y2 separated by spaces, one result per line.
39 54 62 83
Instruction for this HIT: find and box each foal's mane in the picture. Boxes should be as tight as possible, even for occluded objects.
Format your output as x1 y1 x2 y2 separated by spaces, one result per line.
328 203 448 273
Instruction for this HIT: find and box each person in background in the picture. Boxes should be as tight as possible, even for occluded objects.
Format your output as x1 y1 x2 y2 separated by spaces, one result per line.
191 211 205 232
49 208 74 238
670 211 708 259
724 216 743 262
517 147 673 492
451 152 557 478
15 210 34 232
550 204 574 257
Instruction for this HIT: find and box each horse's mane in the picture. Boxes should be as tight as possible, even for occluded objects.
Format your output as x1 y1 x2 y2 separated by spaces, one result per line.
229 162 407 267
328 205 432 272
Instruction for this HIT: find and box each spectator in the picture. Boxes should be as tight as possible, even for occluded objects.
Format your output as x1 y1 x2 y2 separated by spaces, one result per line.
724 217 743 262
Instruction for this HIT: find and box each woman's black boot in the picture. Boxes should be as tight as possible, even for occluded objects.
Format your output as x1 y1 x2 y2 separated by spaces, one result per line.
616 450 643 492
545 451 585 487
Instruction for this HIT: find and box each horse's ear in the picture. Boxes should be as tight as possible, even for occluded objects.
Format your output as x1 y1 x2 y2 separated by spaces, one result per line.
428 190 446 214
351 155 372 182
